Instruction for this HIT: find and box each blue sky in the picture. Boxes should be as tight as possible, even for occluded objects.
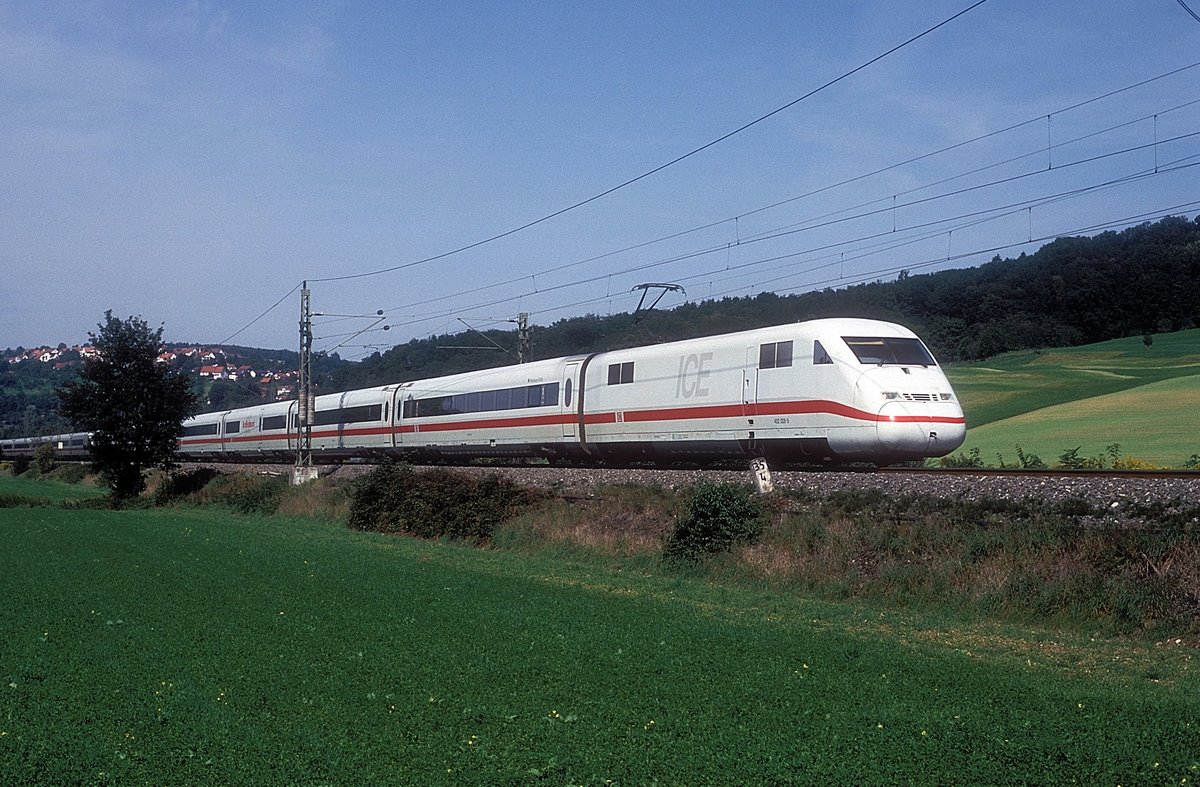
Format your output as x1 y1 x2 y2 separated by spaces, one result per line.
2 1 1198 355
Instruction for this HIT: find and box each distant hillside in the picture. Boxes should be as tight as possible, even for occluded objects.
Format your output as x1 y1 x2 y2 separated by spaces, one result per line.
0 343 346 438
330 214 1200 390
946 328 1200 467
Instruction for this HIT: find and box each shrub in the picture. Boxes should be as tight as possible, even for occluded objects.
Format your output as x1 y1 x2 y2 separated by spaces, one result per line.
33 443 56 475
1056 447 1105 469
347 463 542 543
153 467 220 506
1014 444 1046 469
939 447 984 468
48 463 89 484
0 493 52 508
663 481 766 562
204 473 287 515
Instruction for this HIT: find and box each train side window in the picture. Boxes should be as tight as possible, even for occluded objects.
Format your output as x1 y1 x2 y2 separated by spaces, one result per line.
564 377 572 408
383 402 388 422
813 340 833 365
224 420 241 434
759 340 793 369
607 361 634 385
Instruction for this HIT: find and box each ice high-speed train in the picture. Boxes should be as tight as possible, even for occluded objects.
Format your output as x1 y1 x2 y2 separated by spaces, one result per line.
1 319 966 467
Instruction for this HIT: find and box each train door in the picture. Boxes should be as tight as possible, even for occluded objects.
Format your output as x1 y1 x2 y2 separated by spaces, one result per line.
742 347 758 417
390 386 404 449
562 362 580 438
218 410 234 457
286 400 298 452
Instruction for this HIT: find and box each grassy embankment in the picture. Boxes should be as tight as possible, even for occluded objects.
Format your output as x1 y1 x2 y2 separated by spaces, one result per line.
946 327 1200 466
2 473 1199 784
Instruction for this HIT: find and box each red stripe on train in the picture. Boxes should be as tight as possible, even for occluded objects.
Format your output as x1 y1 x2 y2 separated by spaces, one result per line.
177 398 963 449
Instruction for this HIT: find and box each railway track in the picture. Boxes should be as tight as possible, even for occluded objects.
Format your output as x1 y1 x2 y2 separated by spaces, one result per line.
184 460 1200 509
876 466 1200 481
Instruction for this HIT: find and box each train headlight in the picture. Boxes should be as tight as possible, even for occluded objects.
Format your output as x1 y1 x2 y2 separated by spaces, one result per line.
882 391 899 400
940 393 954 401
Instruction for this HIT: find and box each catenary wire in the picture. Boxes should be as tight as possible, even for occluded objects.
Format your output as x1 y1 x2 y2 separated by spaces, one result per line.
362 139 1200 334
306 0 989 285
334 197 1200 361
371 78 1200 318
357 159 1199 343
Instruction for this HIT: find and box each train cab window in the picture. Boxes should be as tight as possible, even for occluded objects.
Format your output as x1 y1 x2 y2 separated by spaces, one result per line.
759 340 793 369
607 361 634 385
842 337 936 366
813 340 833 365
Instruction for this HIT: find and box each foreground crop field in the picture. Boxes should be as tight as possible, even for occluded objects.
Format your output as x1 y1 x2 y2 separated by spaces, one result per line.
2 505 1198 784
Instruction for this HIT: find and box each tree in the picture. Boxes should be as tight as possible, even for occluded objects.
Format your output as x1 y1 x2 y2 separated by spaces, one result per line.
57 312 198 502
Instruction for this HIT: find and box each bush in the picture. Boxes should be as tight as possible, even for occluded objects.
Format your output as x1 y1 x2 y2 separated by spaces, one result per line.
33 443 56 475
939 447 984 468
48 463 89 484
204 474 287 516
1014 444 1046 470
153 467 220 506
1056 447 1105 469
347 463 542 543
663 481 766 562
0 493 53 508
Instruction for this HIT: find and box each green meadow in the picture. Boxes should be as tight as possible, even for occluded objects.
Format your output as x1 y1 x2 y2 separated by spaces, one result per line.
946 328 1200 466
2 503 1198 784
0 473 106 503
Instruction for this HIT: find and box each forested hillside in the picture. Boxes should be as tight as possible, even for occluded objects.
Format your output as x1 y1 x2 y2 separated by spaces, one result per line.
329 215 1200 390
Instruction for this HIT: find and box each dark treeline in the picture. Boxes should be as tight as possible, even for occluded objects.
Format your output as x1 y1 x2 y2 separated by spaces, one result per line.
329 215 1200 390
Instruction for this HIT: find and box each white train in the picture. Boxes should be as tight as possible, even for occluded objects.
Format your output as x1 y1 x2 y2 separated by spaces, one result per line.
1 319 966 467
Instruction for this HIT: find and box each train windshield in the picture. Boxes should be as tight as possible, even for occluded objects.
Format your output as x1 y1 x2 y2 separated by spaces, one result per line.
841 336 937 366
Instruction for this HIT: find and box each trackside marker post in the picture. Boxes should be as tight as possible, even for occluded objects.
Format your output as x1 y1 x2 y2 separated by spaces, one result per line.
750 457 774 494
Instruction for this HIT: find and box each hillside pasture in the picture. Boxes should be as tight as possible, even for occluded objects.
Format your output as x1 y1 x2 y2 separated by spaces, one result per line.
946 327 1200 428
957 375 1200 467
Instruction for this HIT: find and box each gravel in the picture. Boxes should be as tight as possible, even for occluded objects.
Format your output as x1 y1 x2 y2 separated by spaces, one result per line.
259 463 1200 511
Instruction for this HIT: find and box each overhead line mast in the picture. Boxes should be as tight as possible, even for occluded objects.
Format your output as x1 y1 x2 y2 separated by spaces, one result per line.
293 281 318 485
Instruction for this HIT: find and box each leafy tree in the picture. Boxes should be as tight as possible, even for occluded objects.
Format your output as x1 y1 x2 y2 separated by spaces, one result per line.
57 312 198 502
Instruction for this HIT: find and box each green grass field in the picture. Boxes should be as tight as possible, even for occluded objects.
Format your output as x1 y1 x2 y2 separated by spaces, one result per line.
2 504 1198 784
0 473 106 503
946 328 1200 466
961 375 1200 467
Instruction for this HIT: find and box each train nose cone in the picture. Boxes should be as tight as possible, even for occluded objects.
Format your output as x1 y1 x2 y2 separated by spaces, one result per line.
876 401 933 455
876 401 966 458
